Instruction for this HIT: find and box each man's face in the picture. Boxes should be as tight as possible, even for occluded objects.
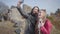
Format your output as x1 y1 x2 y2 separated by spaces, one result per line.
33 7 39 14
38 11 46 19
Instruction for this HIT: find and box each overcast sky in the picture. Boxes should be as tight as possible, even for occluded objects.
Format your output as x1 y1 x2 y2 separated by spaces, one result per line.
0 0 60 15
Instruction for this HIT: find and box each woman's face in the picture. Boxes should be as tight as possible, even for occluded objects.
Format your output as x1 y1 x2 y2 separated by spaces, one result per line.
33 7 39 14
38 11 46 19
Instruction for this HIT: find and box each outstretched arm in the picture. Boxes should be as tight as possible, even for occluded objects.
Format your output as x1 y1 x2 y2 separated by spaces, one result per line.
17 1 29 18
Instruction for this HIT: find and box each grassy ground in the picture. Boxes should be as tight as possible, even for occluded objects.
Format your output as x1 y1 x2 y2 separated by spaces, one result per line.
0 21 16 34
0 20 60 34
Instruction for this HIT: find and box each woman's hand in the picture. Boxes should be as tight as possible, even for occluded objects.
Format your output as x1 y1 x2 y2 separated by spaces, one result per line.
38 22 45 29
40 22 45 27
39 18 45 27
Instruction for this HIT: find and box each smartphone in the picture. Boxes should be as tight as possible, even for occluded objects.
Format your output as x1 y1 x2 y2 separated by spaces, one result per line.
19 0 24 3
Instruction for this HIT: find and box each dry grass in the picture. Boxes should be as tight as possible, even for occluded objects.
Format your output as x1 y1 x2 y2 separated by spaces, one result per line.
0 21 16 34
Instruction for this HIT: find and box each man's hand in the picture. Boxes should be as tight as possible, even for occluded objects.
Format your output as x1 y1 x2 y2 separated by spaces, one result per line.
17 0 22 8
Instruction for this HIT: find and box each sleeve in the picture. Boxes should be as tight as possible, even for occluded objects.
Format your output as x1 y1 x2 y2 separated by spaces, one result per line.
40 20 52 34
17 7 29 18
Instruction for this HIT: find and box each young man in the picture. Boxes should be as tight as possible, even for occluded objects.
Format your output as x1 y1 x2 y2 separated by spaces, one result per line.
17 1 39 34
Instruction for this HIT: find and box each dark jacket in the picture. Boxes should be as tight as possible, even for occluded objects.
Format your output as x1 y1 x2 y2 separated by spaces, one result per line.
17 7 37 34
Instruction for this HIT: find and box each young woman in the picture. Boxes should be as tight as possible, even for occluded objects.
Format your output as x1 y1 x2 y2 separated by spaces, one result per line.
35 9 52 34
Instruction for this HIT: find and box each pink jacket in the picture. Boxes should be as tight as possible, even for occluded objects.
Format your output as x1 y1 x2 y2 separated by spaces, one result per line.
40 19 52 34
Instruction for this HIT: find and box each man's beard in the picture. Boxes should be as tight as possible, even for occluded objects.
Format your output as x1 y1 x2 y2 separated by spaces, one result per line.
32 13 38 17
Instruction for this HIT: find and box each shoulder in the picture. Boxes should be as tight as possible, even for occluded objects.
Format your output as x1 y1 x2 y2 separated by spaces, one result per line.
45 19 52 26
46 19 51 23
28 13 31 15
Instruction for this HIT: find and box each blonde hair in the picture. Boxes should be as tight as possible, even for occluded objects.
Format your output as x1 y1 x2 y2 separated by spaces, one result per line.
39 9 47 23
40 9 46 13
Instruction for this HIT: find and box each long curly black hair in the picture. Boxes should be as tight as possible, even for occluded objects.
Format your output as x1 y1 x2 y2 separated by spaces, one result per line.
31 6 39 15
